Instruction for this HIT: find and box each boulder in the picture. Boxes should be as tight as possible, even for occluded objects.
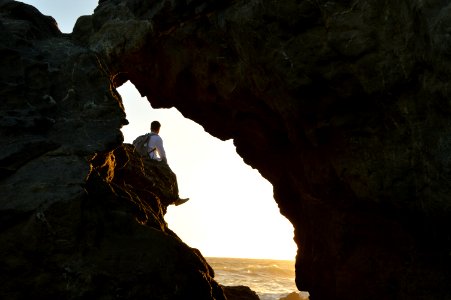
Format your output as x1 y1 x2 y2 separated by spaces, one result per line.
222 285 260 300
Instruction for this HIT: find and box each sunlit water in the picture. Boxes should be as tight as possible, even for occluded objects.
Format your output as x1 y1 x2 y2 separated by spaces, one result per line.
206 257 309 300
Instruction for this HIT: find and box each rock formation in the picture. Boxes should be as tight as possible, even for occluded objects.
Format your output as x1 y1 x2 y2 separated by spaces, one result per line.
222 285 260 300
0 1 225 299
1 0 451 300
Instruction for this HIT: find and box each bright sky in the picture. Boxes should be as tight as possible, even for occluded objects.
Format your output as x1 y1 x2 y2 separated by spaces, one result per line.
22 0 297 260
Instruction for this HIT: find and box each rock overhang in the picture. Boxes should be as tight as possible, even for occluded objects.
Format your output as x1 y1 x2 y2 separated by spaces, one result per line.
1 0 451 299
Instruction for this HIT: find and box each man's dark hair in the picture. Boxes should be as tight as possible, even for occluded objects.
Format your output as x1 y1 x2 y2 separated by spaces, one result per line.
151 121 161 131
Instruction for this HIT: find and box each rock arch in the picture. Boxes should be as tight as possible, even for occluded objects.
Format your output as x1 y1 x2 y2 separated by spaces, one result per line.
1 1 451 299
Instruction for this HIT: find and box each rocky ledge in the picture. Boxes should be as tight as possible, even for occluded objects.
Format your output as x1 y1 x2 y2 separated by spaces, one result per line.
2 133 226 298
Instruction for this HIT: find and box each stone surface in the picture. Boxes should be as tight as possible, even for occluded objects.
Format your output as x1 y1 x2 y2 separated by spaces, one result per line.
2 0 451 300
73 1 451 299
0 1 226 299
222 285 260 300
280 292 309 300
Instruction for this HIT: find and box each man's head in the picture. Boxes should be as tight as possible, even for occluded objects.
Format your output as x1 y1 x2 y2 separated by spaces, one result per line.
151 121 161 133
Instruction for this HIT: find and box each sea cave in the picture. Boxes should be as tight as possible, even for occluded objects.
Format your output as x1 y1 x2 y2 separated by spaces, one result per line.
1 1 451 300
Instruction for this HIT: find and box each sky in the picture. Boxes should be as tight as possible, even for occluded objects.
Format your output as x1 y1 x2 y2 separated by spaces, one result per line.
21 0 297 260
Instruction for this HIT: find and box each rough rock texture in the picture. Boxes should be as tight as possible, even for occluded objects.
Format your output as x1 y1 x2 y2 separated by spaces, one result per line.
222 285 260 300
0 2 226 299
73 1 451 300
2 0 451 300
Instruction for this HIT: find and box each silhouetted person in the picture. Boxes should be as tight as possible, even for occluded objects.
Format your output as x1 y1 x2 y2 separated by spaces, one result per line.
148 121 167 163
148 120 189 206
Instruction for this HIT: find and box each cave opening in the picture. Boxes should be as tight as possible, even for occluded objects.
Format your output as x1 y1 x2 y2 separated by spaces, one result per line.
118 81 296 260
16 1 304 297
9 1 451 299
117 81 304 296
21 0 298 264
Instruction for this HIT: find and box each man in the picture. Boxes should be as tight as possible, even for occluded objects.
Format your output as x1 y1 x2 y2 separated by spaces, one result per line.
148 120 167 162
148 121 189 206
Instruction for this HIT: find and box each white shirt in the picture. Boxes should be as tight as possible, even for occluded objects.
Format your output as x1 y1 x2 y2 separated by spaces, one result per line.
148 132 166 161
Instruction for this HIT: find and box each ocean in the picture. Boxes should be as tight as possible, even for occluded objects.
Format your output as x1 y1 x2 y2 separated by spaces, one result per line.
206 257 309 300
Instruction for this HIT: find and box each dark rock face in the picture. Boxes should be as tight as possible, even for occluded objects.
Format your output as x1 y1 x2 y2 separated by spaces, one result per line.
2 0 451 300
0 1 225 299
73 1 451 299
222 285 260 300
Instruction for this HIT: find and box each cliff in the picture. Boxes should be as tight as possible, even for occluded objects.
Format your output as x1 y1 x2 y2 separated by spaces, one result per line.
1 0 451 300
0 2 225 299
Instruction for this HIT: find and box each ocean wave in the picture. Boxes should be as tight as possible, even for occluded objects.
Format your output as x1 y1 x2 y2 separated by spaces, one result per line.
208 257 295 277
206 257 299 295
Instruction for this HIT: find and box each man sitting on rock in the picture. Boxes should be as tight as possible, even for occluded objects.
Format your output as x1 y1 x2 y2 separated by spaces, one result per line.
148 120 189 206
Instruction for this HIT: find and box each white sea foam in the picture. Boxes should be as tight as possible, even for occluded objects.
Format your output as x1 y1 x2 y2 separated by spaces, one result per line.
206 257 309 300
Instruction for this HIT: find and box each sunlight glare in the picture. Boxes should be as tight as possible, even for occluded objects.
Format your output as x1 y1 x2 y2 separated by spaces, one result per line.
118 81 297 261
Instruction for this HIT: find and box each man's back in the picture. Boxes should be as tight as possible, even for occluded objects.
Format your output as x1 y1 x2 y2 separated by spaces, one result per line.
148 133 166 161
